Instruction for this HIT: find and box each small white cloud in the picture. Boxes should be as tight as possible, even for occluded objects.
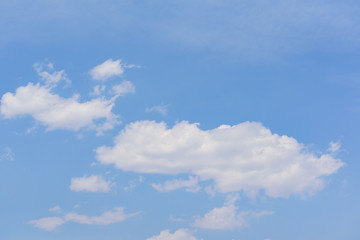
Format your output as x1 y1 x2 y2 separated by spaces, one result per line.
29 217 65 231
90 85 106 96
90 59 124 81
192 197 273 230
146 228 198 240
26 125 38 134
0 147 14 162
204 185 216 197
33 62 70 88
123 182 136 191
145 103 169 115
0 83 119 135
112 81 135 96
70 175 112 192
151 176 201 193
123 176 144 191
30 207 139 231
96 121 344 198
49 206 62 213
328 141 341 153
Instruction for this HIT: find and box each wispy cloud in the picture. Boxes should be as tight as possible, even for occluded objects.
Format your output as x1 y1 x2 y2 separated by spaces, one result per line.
193 195 273 230
145 103 169 116
151 176 200 193
146 228 198 240
33 61 70 88
0 147 14 162
49 206 62 213
328 141 341 153
112 81 135 96
29 207 140 231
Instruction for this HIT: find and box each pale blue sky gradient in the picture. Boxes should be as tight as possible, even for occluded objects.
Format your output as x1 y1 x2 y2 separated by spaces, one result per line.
0 1 359 239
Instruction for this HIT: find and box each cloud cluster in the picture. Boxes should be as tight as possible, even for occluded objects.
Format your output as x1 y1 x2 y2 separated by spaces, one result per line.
96 121 344 198
0 60 139 135
0 83 119 134
70 175 112 192
29 207 139 231
146 229 198 240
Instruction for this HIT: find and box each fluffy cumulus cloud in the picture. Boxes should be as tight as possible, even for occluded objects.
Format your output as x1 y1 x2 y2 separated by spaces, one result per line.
0 83 119 134
146 229 198 240
96 121 344 198
70 175 112 192
151 176 201 193
193 196 273 230
30 207 139 231
90 59 124 81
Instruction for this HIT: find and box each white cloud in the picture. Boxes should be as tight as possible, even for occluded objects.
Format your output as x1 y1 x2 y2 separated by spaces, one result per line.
192 196 273 230
33 62 70 88
90 59 124 81
0 83 119 135
146 229 198 240
70 175 112 192
328 141 341 153
146 103 169 115
0 147 14 162
49 206 62 213
151 176 201 193
29 217 65 231
90 84 106 96
30 207 139 231
112 81 135 96
96 121 344 198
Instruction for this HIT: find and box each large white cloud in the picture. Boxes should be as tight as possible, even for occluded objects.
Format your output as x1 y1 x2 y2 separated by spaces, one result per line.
29 207 139 231
70 175 112 192
146 229 198 240
0 83 119 134
96 121 344 198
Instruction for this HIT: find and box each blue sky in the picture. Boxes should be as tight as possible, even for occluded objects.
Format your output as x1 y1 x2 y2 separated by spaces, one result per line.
0 1 359 239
